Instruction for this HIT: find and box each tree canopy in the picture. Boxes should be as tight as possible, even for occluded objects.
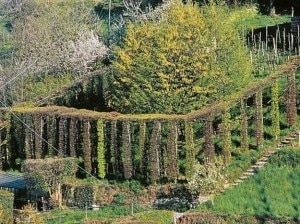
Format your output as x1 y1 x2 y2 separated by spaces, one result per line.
109 0 253 114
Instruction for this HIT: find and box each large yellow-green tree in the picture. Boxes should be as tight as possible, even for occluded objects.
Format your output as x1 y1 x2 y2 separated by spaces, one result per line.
110 0 253 114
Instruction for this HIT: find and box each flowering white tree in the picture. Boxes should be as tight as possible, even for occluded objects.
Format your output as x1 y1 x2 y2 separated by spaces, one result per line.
12 2 108 76
68 29 108 73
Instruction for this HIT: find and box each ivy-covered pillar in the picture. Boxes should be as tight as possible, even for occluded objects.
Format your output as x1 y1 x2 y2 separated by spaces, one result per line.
149 120 161 183
0 133 3 170
58 117 68 157
34 114 43 159
122 120 133 179
110 120 119 176
69 118 77 158
286 72 297 126
184 120 195 180
139 121 146 177
254 90 264 148
83 120 92 174
0 112 11 169
221 110 231 165
47 116 57 157
0 112 6 170
97 119 106 179
166 120 178 182
271 80 280 139
204 115 215 165
240 99 249 152
24 114 34 159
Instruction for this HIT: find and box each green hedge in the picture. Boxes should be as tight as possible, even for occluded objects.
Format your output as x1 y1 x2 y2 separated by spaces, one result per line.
0 190 14 224
62 183 94 209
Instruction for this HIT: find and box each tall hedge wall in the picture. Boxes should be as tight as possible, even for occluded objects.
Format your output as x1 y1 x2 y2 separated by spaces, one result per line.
0 57 299 183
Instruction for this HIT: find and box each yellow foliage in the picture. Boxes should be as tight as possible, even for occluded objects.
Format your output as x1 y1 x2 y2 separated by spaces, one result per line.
111 0 252 114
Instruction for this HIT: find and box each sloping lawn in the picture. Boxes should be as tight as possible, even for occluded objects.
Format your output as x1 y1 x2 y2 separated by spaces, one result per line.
196 148 300 220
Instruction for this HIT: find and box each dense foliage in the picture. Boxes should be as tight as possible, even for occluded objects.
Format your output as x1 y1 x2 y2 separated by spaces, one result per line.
0 0 108 105
0 190 13 224
110 0 253 114
21 157 78 207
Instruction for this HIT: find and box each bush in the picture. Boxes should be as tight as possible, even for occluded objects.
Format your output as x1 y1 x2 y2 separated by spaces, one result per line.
268 148 300 167
0 190 14 224
62 183 94 209
74 184 94 209
14 204 44 224
187 163 225 198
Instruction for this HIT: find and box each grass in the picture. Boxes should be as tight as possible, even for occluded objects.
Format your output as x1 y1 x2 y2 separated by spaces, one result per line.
43 204 152 224
195 148 300 220
42 206 174 224
237 14 291 30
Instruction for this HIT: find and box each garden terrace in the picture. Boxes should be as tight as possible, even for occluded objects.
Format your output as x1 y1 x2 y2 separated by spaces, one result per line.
0 56 300 183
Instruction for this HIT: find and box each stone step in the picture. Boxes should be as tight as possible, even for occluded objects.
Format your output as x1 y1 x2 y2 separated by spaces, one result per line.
251 165 263 169
246 168 255 173
281 140 291 144
239 176 248 180
234 179 244 184
243 171 255 176
223 184 231 189
255 161 267 165
259 157 268 162
290 132 299 138
285 137 296 141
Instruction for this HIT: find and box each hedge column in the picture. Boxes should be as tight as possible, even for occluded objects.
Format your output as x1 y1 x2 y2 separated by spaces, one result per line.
204 115 215 165
97 119 106 179
286 72 297 126
185 120 195 179
254 90 264 148
83 120 92 174
271 80 280 139
166 120 178 182
139 121 146 177
240 99 249 152
122 120 133 179
149 121 161 183
221 111 231 165
34 114 43 159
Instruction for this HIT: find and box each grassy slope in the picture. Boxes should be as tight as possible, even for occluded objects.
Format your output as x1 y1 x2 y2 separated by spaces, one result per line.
195 148 300 220
239 14 291 30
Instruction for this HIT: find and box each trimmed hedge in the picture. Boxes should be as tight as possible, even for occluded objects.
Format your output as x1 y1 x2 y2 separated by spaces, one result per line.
0 190 14 224
62 183 94 209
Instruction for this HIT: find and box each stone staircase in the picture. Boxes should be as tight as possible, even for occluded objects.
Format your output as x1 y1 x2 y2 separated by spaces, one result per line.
177 131 299 224
223 131 299 190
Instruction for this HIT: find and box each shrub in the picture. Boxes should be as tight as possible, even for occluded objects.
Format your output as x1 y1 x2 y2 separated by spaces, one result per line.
187 163 225 198
74 184 94 209
14 203 44 224
0 190 14 224
267 148 300 167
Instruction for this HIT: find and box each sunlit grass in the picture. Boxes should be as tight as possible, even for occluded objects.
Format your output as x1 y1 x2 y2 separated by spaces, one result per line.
196 148 300 220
